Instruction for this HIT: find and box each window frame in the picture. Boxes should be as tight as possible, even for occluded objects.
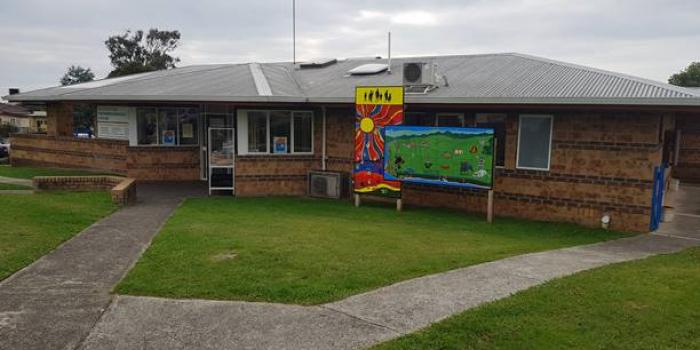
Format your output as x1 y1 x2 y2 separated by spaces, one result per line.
237 109 314 156
516 114 554 171
135 106 201 147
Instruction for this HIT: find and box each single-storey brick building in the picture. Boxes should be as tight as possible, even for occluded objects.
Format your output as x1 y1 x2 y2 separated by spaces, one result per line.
5 53 700 232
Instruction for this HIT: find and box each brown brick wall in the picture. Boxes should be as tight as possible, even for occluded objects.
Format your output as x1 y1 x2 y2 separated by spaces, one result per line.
674 114 700 182
9 135 201 181
10 134 128 173
127 146 200 181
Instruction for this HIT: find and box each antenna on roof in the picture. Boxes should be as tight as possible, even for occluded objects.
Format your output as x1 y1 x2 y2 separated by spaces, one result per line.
387 32 392 74
292 0 296 65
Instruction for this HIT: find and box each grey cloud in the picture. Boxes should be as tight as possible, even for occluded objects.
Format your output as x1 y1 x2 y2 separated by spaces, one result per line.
1 0 698 93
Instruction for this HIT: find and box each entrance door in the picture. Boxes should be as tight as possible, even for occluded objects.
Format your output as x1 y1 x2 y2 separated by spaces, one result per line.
208 127 235 195
201 111 235 181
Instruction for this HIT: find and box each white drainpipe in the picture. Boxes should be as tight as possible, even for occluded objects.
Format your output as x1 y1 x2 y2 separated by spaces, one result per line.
321 106 327 171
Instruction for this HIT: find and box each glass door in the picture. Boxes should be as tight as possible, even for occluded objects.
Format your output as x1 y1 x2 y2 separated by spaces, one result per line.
208 127 235 195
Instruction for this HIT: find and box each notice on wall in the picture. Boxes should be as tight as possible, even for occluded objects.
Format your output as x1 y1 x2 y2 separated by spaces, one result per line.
96 106 130 140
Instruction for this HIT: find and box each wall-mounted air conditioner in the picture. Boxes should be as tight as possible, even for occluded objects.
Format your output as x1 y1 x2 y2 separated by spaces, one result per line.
403 62 439 94
308 171 349 199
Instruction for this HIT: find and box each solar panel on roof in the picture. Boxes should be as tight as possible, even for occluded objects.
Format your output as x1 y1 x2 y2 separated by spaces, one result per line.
347 63 389 75
299 58 338 68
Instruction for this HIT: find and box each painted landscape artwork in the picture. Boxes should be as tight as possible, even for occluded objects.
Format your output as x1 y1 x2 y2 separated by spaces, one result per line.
384 126 495 189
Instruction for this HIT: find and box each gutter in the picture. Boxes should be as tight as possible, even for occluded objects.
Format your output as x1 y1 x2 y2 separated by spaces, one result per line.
5 94 700 107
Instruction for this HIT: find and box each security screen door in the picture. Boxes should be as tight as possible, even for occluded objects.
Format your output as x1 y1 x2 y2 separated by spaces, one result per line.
208 127 235 195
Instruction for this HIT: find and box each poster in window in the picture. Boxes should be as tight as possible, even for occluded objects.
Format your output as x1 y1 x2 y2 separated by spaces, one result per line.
273 136 288 153
182 123 193 138
162 130 176 145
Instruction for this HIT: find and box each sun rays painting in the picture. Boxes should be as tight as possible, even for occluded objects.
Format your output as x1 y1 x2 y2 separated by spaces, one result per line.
353 86 404 198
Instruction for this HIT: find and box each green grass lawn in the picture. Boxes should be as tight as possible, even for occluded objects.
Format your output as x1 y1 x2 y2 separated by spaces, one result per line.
116 197 629 305
0 165 115 179
372 247 700 350
0 183 32 190
0 192 116 281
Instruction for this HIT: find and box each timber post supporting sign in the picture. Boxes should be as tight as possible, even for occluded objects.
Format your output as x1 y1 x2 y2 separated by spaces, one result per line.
353 86 404 209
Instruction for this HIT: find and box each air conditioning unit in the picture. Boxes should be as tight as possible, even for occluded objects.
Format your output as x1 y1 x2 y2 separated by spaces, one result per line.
403 62 439 92
308 171 349 199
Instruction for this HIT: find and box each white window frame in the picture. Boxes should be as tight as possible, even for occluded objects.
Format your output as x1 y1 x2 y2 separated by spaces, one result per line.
133 107 201 147
516 114 554 171
237 109 314 156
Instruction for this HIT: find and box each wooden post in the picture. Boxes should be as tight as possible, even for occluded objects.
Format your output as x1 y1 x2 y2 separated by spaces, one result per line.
487 190 494 223
396 198 403 212
354 193 361 207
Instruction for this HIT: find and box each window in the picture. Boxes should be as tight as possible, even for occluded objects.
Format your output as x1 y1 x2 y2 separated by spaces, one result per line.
476 113 507 167
403 112 465 127
403 112 435 126
136 107 200 146
238 110 313 155
247 111 267 153
436 113 464 127
270 111 291 153
137 108 158 145
293 112 313 153
516 114 553 170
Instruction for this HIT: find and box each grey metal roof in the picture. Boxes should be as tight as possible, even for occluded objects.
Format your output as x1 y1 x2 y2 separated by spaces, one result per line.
6 53 700 106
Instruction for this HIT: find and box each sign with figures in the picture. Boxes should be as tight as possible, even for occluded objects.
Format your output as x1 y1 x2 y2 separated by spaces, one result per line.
384 126 495 189
353 86 404 198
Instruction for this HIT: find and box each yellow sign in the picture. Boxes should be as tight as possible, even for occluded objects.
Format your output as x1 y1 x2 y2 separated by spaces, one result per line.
355 86 404 105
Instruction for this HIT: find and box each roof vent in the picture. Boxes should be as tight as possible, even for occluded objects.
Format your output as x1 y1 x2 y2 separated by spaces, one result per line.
403 62 439 94
299 58 337 69
348 63 389 76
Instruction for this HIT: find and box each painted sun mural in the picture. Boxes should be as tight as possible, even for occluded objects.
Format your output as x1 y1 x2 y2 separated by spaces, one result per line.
353 86 404 197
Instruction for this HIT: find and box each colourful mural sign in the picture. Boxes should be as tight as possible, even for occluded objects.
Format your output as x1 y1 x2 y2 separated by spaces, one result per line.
384 126 495 189
353 86 404 197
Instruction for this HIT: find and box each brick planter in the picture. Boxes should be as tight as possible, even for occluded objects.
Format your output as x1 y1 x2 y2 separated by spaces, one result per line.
33 176 137 206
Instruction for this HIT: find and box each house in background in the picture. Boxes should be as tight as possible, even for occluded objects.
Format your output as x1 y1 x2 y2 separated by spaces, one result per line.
5 53 700 232
0 102 47 134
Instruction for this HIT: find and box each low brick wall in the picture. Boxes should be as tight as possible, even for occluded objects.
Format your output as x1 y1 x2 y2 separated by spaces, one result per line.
33 176 137 206
10 134 128 174
127 146 200 181
9 135 201 181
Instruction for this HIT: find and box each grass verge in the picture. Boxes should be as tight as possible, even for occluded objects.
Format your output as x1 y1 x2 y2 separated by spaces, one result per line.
0 164 115 179
0 192 116 280
116 197 628 304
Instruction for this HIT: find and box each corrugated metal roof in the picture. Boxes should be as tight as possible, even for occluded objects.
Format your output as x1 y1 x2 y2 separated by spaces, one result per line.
6 53 700 106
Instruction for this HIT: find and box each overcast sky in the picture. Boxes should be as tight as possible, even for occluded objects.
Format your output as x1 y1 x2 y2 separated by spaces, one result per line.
1 0 699 95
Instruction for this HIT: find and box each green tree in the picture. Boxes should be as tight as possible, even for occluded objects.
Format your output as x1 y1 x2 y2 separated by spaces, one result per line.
60 65 95 86
105 29 181 78
668 62 700 87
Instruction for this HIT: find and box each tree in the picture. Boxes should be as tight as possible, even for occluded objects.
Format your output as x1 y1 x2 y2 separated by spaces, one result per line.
60 65 95 86
668 62 700 87
105 29 181 78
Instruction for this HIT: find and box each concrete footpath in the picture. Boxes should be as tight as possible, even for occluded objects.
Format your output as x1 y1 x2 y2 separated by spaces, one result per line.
0 183 205 350
79 186 700 350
